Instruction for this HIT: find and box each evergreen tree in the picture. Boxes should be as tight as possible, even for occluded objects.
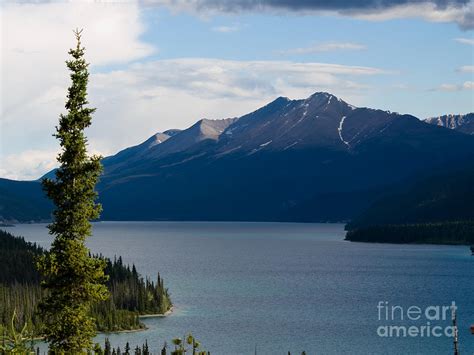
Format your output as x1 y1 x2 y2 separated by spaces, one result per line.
37 29 108 353
0 229 172 335
104 338 111 355
142 340 149 355
93 343 104 355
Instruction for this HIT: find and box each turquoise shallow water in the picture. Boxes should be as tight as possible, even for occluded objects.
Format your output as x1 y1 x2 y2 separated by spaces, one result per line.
11 222 474 355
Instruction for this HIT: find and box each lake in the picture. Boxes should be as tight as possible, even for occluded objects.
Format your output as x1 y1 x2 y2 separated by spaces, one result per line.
10 222 474 354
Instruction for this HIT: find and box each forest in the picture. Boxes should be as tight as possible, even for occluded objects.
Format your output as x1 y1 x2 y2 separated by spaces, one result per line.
345 221 474 244
0 228 172 335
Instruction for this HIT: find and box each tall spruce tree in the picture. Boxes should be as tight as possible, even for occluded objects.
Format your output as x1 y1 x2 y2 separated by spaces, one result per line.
38 29 108 353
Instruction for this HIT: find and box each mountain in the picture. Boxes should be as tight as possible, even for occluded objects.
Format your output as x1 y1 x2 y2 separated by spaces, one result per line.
0 179 51 222
2 92 474 223
425 113 474 135
95 92 474 221
345 162 474 244
346 166 474 230
163 129 181 137
100 131 172 175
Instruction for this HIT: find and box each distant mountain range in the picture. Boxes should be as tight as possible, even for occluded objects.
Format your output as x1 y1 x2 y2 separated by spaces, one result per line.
425 113 474 135
1 92 474 223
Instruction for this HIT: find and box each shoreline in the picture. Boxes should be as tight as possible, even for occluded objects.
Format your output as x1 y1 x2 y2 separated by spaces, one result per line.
345 238 473 246
33 307 174 338
102 306 174 334
139 306 174 318
101 326 148 335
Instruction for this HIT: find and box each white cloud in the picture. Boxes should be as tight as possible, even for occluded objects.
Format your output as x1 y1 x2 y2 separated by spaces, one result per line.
109 58 385 98
85 58 385 151
1 1 153 123
454 37 474 45
0 149 59 181
392 83 410 89
2 54 387 179
1 1 390 180
154 0 474 30
212 24 240 33
463 81 474 89
352 2 473 29
0 140 115 181
279 42 367 55
437 83 460 91
1 1 153 179
435 81 474 91
457 65 474 72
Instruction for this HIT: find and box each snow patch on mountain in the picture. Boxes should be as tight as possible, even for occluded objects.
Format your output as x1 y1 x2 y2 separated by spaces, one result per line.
338 116 350 147
283 141 299 150
301 102 309 117
425 113 474 135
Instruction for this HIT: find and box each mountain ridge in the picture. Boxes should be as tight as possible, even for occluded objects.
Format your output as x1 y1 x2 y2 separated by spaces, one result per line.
3 92 474 223
425 113 474 135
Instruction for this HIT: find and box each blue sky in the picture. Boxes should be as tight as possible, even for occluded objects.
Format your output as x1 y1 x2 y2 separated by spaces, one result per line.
138 7 473 112
1 0 473 179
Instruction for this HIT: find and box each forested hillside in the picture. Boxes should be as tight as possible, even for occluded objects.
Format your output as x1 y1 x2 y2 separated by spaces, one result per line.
345 221 474 245
0 179 51 222
345 167 474 244
0 229 171 334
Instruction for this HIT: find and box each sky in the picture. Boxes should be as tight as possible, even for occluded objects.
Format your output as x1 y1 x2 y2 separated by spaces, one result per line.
1 0 473 180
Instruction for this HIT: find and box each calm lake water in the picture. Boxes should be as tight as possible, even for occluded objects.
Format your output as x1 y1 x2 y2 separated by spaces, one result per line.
10 222 474 354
